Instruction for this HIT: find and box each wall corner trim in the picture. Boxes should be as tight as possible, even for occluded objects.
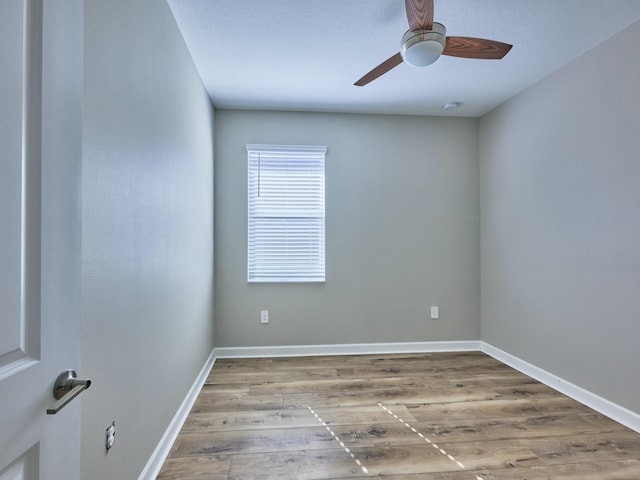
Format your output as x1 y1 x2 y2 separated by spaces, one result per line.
481 342 640 433
138 348 217 480
215 340 481 358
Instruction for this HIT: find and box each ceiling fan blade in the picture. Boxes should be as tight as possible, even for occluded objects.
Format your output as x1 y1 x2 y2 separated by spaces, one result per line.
443 36 512 59
354 53 403 86
405 0 434 31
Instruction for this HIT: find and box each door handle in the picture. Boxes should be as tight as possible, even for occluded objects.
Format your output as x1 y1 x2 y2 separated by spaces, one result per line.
46 369 92 415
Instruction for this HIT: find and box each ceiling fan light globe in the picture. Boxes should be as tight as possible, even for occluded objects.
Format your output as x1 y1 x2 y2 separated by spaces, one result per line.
403 40 443 67
401 23 447 68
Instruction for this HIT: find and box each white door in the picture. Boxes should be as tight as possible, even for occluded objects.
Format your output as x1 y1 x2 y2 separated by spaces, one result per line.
0 0 83 478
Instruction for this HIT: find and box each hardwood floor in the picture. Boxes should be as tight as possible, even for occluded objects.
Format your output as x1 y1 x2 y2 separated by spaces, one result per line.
158 352 640 479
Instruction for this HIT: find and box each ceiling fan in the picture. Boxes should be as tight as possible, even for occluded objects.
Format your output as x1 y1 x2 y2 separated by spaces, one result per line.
355 0 512 86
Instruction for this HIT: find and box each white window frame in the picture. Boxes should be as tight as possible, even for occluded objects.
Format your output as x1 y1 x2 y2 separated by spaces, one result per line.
247 144 326 283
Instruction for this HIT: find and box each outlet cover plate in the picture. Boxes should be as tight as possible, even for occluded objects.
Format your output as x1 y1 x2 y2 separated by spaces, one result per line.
106 421 116 451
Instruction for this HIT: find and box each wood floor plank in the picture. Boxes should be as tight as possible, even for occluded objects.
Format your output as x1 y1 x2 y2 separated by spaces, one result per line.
407 396 593 422
311 405 418 425
192 391 284 412
247 375 441 394
491 382 561 399
181 405 416 433
432 372 538 388
157 455 231 479
342 458 640 479
335 362 512 378
326 412 627 446
283 382 559 409
518 430 640 467
227 449 360 480
181 409 322 433
170 426 375 457
227 440 537 479
283 386 501 409
356 440 538 474
247 372 536 395
209 369 339 384
199 383 251 395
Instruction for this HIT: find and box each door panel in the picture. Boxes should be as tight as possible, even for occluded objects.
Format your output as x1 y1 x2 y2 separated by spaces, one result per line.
0 0 40 378
0 1 44 475
0 0 83 478
0 446 38 480
0 0 25 363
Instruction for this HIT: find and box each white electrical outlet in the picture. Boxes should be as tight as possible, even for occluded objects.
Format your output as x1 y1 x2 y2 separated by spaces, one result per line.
260 310 269 324
105 421 116 451
430 306 439 319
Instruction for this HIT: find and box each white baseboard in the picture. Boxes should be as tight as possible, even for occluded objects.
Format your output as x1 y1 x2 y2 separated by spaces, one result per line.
215 340 481 358
481 342 640 433
138 349 216 480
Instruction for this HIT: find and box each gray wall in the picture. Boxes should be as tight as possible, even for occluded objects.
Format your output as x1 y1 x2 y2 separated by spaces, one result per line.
480 21 640 413
215 110 480 347
81 1 215 478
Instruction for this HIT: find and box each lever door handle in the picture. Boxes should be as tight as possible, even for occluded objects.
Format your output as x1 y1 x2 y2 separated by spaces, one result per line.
46 369 92 415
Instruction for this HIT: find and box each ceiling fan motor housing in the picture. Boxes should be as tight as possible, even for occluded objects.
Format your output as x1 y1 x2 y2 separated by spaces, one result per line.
401 22 447 67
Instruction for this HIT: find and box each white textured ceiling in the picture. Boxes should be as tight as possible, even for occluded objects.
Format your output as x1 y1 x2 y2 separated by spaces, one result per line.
167 0 640 117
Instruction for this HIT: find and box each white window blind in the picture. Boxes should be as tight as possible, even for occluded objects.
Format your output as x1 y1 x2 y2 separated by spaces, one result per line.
247 144 326 283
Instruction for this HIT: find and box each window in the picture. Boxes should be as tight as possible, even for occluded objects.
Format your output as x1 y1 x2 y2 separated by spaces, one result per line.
247 144 326 283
